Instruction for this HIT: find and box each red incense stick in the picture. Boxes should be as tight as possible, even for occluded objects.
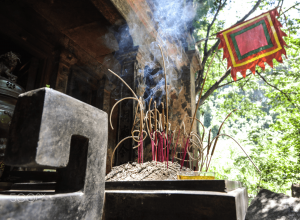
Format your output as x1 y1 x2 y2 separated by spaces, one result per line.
181 137 190 169
172 128 181 163
151 132 155 161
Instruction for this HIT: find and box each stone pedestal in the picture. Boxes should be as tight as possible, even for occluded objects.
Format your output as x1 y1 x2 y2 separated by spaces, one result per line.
0 88 108 219
104 180 248 220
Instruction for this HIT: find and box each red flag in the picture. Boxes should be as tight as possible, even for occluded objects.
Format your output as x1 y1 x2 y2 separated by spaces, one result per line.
217 9 287 81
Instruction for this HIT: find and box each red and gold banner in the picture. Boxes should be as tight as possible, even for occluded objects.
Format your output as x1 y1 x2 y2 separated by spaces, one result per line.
217 9 287 81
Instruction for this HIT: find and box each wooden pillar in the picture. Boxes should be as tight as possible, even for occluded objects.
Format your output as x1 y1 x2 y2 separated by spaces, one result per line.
55 50 77 94
26 58 39 91
113 46 141 166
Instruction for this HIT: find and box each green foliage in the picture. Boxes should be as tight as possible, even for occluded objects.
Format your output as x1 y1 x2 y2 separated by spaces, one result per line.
193 0 227 41
193 0 300 199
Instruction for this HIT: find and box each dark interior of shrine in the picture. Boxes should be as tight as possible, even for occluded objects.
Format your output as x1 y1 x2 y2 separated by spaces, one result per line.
0 1 255 219
0 0 200 193
0 0 123 176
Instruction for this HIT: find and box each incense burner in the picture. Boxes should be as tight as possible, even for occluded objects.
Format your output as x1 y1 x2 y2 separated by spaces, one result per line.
177 171 215 180
104 179 248 220
0 76 25 176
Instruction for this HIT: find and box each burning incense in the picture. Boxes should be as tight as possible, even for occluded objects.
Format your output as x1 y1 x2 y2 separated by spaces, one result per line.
166 133 173 168
110 97 139 130
159 113 162 131
139 133 144 163
108 55 260 174
161 102 166 159
111 136 138 169
179 52 216 169
154 101 158 161
206 134 261 174
154 101 157 132
158 44 168 137
172 128 180 163
108 69 138 99
161 102 165 131
132 102 141 134
108 69 148 165
140 97 143 134
207 109 236 171
149 98 152 133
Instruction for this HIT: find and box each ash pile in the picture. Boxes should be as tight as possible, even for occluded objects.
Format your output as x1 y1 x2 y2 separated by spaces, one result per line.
106 161 192 181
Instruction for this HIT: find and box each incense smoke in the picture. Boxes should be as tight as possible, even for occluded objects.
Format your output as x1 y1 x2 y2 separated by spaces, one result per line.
103 0 197 107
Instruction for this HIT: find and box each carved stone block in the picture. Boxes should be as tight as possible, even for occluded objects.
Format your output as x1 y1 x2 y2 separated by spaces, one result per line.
1 87 108 219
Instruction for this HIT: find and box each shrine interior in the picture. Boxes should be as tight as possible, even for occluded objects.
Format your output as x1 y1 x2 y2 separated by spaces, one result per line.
0 0 200 175
1 0 292 219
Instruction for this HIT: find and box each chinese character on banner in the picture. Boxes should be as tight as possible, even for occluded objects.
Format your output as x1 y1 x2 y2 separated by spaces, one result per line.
217 8 287 81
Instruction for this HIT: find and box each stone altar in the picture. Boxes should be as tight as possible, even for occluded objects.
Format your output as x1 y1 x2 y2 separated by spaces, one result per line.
0 88 108 220
104 180 248 220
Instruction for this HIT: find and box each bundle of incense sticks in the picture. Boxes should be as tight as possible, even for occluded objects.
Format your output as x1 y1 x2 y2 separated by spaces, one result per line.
108 45 261 175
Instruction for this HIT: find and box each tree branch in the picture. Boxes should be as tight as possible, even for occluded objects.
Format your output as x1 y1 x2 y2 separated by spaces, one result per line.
216 52 227 70
280 2 300 17
235 0 262 24
203 0 262 71
204 0 225 54
256 71 299 110
198 68 231 105
195 43 219 92
217 73 251 89
240 74 252 91
279 0 284 15
195 0 262 99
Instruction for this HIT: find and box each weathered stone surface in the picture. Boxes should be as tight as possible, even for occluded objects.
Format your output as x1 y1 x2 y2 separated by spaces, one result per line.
0 88 108 220
246 189 300 220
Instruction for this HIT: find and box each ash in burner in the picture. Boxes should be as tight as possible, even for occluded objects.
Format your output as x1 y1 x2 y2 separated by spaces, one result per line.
105 161 192 181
